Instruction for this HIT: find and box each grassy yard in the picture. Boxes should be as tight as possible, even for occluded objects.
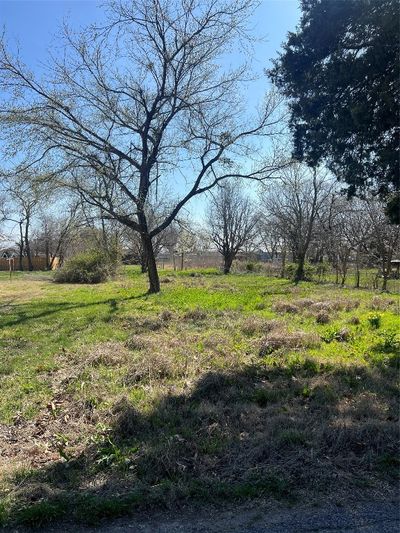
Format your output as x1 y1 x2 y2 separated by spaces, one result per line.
0 268 399 527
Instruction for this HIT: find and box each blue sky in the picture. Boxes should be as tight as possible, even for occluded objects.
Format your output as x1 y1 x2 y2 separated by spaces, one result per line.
1 1 300 69
0 0 300 231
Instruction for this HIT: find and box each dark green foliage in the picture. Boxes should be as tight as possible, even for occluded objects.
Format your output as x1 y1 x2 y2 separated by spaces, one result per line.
270 0 399 207
54 250 117 284
285 262 316 281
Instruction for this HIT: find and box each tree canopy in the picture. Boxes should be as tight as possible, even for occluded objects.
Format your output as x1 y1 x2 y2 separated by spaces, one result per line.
270 0 399 217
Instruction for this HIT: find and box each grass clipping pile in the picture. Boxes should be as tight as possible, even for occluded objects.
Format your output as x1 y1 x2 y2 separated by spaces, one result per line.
0 299 399 527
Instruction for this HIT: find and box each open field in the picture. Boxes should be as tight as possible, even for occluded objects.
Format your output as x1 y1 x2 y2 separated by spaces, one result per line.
0 268 399 528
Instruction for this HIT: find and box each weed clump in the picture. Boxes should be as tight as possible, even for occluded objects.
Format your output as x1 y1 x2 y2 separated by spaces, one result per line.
259 330 320 356
315 311 330 324
310 299 360 313
183 308 208 321
160 310 174 322
272 301 299 314
370 296 395 311
85 342 131 366
124 352 180 385
130 317 165 333
241 317 282 336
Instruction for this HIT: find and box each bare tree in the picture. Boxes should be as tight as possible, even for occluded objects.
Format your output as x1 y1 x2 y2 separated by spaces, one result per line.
0 0 284 292
0 179 42 270
33 203 81 268
315 194 353 286
257 216 283 263
341 198 372 288
261 164 333 283
174 222 198 270
207 181 257 274
365 198 400 291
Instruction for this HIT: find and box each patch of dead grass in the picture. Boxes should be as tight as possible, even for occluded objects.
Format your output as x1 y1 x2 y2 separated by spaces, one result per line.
241 316 283 336
272 301 299 314
259 329 320 356
369 296 397 311
183 308 208 321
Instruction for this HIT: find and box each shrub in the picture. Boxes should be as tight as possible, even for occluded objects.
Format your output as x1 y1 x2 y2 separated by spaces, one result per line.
245 261 264 273
54 250 117 284
284 262 316 281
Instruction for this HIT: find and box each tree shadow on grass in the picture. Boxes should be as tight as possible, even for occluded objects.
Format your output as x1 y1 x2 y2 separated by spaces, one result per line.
3 357 399 528
0 293 150 330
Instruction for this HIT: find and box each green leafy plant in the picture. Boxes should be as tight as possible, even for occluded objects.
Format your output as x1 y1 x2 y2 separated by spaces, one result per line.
376 330 400 353
367 313 382 329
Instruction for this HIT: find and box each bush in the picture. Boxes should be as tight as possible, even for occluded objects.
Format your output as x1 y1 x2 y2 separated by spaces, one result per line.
54 250 117 284
284 262 316 281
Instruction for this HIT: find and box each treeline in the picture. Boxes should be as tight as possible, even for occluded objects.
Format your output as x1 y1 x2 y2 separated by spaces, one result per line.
1 162 399 291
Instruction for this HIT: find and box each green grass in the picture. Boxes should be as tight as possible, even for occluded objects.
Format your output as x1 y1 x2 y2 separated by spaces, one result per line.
0 267 399 527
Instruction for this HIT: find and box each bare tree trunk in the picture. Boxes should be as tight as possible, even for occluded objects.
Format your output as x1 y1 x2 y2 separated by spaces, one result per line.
24 215 33 271
180 252 184 271
140 247 148 273
223 253 234 274
355 249 360 288
382 261 389 291
141 233 160 293
355 268 360 288
18 222 24 271
45 239 50 270
280 246 286 278
294 252 306 283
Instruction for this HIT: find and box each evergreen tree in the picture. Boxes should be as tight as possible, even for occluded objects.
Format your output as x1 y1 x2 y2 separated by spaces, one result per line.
270 0 399 220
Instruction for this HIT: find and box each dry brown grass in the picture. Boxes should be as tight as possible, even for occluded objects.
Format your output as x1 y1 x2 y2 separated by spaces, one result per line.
259 329 320 356
123 350 186 385
369 296 397 311
83 342 132 367
315 311 330 324
334 328 352 342
240 316 283 336
309 299 360 313
272 301 299 314
183 308 208 321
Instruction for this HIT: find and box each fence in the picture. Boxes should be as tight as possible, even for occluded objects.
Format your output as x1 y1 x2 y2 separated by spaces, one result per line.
0 256 59 271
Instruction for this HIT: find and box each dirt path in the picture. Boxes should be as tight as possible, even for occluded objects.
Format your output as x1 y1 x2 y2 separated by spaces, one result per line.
8 499 399 532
